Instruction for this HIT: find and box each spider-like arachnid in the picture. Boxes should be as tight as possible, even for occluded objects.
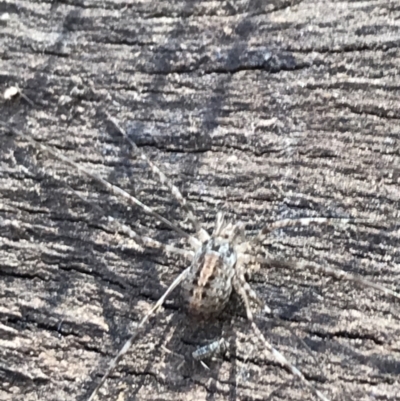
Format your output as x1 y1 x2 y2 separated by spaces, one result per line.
2 119 399 401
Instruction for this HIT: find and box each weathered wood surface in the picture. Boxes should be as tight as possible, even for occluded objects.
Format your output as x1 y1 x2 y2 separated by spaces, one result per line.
1 1 400 400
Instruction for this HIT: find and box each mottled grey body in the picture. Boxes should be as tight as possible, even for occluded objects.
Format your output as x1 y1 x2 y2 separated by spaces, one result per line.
192 338 227 360
181 237 237 319
181 212 246 320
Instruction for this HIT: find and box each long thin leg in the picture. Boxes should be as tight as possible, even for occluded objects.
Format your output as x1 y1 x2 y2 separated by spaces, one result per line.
257 314 322 369
250 321 330 401
241 253 400 300
235 272 264 310
108 116 209 242
66 184 194 259
235 259 324 368
87 267 190 401
232 274 331 401
1 121 201 249
253 217 385 246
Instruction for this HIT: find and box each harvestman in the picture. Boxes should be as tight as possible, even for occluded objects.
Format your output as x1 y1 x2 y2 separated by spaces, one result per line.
2 119 399 401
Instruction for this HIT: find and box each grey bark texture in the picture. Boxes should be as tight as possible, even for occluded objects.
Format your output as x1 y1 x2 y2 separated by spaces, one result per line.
1 1 400 401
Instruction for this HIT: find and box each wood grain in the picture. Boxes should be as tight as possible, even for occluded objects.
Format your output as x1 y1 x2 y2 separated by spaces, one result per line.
1 1 400 400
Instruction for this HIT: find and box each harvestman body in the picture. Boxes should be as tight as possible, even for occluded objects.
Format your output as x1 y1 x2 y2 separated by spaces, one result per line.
2 118 399 401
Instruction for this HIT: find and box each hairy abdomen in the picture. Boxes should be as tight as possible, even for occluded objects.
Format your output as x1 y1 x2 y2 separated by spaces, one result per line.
181 239 237 319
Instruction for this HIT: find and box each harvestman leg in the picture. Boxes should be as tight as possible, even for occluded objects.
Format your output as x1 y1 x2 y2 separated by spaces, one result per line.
253 216 385 245
240 215 400 299
66 184 194 259
232 270 330 401
1 121 201 249
108 116 210 242
238 252 400 300
235 253 324 368
86 267 191 401
5 117 199 257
